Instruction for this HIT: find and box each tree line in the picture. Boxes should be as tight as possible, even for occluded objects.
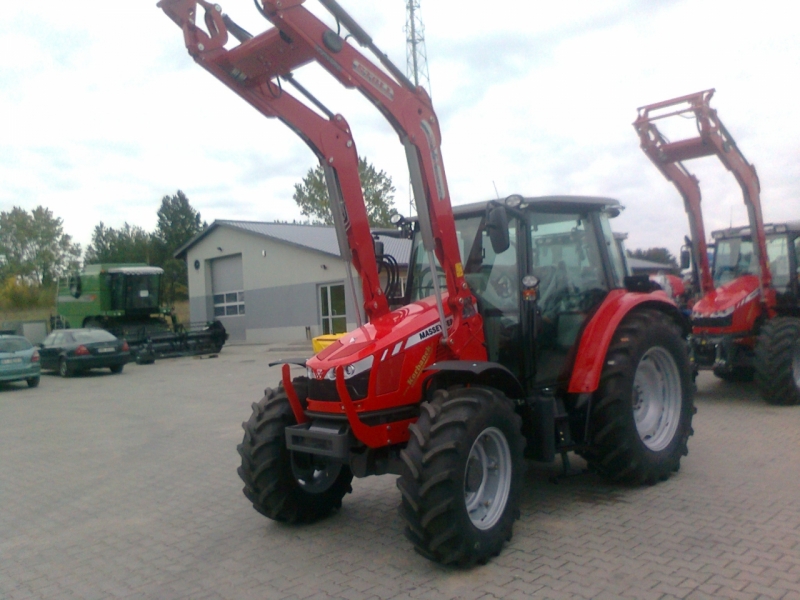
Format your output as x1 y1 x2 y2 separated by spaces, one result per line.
0 191 204 308
0 157 398 310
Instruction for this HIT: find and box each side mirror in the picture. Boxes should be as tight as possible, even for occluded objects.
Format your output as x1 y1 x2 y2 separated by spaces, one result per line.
680 247 691 270
485 205 510 254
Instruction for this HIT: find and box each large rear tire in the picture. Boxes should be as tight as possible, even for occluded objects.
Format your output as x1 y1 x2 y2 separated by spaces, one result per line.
586 309 695 484
397 386 524 566
237 377 353 523
755 317 800 406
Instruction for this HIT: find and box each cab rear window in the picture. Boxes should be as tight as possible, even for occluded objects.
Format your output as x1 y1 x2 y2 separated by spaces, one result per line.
0 337 32 352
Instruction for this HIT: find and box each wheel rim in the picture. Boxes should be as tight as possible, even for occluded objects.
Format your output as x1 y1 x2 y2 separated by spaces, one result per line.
464 427 512 531
59 360 67 377
290 452 342 494
632 347 682 451
792 341 800 390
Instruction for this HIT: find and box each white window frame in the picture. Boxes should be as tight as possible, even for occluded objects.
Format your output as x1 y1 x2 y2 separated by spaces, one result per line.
214 290 245 317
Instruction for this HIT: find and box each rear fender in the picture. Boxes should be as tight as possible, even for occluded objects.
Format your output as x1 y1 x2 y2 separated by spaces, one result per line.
423 360 524 399
568 289 684 394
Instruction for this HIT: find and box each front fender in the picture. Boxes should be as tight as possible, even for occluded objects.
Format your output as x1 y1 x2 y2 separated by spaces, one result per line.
424 360 524 399
568 289 683 394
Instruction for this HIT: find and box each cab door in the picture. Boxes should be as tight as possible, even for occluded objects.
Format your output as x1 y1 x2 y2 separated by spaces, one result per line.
527 211 610 386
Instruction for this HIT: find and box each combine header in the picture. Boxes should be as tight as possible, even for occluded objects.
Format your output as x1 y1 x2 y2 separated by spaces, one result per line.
161 0 696 565
56 263 227 362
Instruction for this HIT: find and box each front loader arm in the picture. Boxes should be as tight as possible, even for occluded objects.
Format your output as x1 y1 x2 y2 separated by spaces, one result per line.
158 0 389 322
634 89 772 303
254 0 472 339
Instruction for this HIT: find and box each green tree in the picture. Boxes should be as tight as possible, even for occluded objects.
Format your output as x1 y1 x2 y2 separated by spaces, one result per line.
152 191 206 303
629 247 679 271
0 206 81 286
293 157 397 227
84 222 153 265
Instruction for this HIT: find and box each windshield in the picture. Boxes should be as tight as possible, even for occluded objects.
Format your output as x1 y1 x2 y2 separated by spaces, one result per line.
109 273 161 311
67 330 117 344
407 213 516 302
713 234 790 289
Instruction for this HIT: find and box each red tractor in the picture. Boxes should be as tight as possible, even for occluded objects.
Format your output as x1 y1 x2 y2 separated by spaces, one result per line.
160 0 696 565
635 90 800 405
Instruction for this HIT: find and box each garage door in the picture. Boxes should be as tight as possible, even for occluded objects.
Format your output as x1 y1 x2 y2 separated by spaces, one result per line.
211 254 244 317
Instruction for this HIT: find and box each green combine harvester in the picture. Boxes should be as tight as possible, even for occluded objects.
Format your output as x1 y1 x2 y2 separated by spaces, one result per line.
55 264 227 362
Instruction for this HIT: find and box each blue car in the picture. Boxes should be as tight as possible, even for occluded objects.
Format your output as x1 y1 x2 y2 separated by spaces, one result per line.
0 335 41 388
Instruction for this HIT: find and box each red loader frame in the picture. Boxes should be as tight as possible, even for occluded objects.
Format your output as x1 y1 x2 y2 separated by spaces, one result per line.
634 89 774 311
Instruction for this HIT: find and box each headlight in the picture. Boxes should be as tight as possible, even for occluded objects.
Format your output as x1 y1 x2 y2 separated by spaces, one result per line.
693 306 734 320
310 356 374 381
343 355 373 379
708 306 735 319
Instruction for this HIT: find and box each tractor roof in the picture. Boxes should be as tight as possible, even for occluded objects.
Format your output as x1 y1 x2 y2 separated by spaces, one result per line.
406 196 621 222
711 221 800 240
452 195 621 217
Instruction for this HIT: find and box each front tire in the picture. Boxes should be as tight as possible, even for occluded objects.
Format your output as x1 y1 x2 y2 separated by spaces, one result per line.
237 377 353 523
397 386 524 566
586 309 695 484
755 317 800 406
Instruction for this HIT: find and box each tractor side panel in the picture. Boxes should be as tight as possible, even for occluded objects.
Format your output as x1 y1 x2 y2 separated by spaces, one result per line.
567 289 679 393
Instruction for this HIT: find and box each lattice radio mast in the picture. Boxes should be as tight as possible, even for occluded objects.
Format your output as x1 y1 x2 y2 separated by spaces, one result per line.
405 0 431 215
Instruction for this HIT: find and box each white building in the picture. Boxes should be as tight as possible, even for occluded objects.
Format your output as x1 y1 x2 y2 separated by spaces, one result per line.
175 221 410 343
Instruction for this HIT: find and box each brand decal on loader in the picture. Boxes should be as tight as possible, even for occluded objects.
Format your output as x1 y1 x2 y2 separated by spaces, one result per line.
353 60 394 101
405 344 433 392
405 316 453 349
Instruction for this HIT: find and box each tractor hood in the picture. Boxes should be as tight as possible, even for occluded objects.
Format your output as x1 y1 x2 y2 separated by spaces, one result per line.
691 275 760 329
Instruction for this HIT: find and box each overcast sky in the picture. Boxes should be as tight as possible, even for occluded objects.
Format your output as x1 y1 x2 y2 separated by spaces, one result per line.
3 1 799 260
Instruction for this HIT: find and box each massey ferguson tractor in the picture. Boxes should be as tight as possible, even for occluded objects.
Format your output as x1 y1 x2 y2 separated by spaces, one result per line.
160 0 695 565
635 90 800 405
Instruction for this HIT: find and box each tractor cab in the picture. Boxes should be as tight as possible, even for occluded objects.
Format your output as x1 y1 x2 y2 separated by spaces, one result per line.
406 195 628 390
710 222 800 308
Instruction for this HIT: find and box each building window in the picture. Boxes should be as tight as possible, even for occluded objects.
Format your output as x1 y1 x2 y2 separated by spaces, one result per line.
214 291 245 317
319 284 347 334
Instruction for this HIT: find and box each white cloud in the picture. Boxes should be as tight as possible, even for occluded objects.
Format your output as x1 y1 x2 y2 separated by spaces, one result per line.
2 0 799 262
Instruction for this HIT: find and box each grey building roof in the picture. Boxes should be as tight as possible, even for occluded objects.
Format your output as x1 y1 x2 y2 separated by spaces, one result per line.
627 257 673 271
175 220 411 266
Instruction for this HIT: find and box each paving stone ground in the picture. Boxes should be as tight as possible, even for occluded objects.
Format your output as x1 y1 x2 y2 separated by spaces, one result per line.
1 344 800 600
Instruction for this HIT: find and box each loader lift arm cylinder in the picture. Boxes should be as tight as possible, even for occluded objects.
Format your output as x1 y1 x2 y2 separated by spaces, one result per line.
250 0 472 344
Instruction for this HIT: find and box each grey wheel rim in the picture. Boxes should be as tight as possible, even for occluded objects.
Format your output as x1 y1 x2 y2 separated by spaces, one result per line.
59 360 67 377
792 341 800 390
290 452 342 494
464 427 512 531
633 347 682 451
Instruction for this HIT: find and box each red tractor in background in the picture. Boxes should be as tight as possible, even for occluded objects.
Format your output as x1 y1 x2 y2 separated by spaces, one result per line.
635 90 800 405
160 0 695 565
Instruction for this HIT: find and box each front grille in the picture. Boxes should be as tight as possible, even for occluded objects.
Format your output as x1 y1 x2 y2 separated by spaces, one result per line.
692 316 733 328
308 370 370 402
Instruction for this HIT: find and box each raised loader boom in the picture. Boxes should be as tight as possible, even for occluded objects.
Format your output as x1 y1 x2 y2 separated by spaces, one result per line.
634 89 772 306
160 0 473 346
159 0 390 324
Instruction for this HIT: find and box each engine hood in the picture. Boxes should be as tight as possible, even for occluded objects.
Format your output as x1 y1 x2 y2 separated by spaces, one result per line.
307 295 448 372
692 275 760 316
